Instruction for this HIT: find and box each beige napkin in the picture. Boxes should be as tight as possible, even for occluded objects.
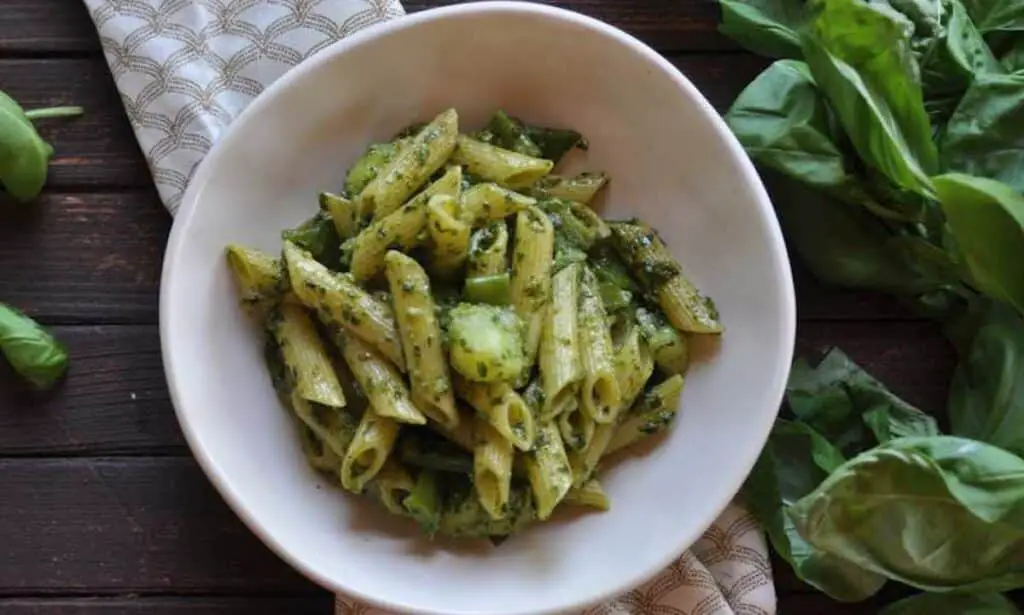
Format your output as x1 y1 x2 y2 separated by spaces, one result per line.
82 1 778 613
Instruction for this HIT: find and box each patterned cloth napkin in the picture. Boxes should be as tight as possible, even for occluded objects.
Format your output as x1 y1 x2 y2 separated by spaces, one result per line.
82 1 777 613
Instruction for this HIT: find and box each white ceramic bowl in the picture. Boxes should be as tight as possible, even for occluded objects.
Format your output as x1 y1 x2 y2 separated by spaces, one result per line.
160 3 796 614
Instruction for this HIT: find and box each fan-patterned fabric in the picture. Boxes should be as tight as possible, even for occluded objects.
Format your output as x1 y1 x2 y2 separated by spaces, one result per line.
81 1 778 613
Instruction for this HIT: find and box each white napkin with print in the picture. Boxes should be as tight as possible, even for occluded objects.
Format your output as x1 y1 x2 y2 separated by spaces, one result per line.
82 1 778 613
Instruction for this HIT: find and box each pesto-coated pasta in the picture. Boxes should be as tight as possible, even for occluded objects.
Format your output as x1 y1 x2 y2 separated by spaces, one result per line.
284 241 406 371
341 333 425 425
359 108 459 219
578 266 621 423
539 263 582 422
523 421 573 520
473 418 514 520
385 250 459 430
270 301 346 409
349 165 463 282
426 195 471 278
510 206 555 380
454 377 535 452
459 182 536 226
341 410 402 493
529 172 608 204
225 108 721 539
453 135 554 189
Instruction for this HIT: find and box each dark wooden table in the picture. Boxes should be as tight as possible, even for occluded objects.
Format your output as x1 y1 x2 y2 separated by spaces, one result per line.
0 1 958 613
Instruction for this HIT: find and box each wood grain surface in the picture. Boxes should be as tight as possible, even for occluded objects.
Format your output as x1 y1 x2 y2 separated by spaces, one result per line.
0 0 967 613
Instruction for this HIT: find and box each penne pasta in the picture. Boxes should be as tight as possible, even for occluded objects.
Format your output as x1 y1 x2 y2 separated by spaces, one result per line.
454 377 536 452
539 262 583 422
384 250 460 430
529 172 609 204
340 333 426 425
426 194 472 278
284 241 406 371
467 222 509 278
459 182 536 226
358 108 459 219
270 301 346 409
341 410 402 493
577 266 621 423
605 375 685 457
453 135 554 189
510 206 555 380
523 421 573 520
473 418 514 520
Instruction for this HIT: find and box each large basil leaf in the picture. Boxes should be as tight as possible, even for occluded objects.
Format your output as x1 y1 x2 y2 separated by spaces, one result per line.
934 173 1024 316
725 60 854 190
790 436 1024 592
881 592 1022 615
802 0 939 198
768 171 939 292
788 347 939 455
742 419 886 601
719 0 807 58
941 73 1024 192
949 299 1024 457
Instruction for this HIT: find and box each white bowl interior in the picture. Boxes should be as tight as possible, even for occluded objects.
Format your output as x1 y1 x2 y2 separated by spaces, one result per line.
161 4 795 614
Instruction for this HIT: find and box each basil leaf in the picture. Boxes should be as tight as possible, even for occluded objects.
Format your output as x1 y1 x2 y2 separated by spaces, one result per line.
788 347 939 455
961 0 1024 33
790 436 1024 592
934 173 1024 316
941 74 1024 192
768 171 936 292
949 299 1024 456
718 0 807 58
281 212 342 269
0 303 68 390
881 592 1022 615
742 419 886 601
802 0 939 198
1000 38 1024 72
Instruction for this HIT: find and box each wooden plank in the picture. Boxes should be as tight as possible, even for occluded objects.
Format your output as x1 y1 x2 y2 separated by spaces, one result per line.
1 0 733 55
0 192 169 325
0 458 319 593
0 596 331 615
0 326 183 456
0 59 149 189
0 321 955 454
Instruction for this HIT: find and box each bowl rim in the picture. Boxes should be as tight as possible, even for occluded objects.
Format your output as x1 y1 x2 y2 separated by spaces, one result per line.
160 2 796 613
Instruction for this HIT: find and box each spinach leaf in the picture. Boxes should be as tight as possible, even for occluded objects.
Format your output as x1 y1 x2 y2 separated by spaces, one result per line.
941 73 1024 192
742 419 887 601
281 212 342 270
802 0 939 198
788 347 939 454
718 0 807 59
949 299 1024 456
790 436 1024 592
0 303 69 390
880 592 1022 615
934 173 1024 316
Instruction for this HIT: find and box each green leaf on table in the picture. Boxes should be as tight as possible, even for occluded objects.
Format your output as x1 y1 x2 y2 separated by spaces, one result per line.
718 0 807 58
802 0 939 198
743 419 886 601
881 592 1023 615
941 73 1024 192
790 435 1024 592
0 302 69 390
934 173 1024 316
949 298 1024 457
788 347 939 454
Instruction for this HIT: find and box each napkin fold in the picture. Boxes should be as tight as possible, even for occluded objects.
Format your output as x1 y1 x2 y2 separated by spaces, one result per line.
82 1 777 613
